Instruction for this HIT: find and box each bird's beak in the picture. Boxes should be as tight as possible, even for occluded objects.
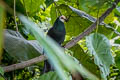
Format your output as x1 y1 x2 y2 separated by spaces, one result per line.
64 18 67 22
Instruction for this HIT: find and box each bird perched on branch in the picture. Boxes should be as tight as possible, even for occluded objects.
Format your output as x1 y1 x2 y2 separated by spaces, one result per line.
43 15 67 73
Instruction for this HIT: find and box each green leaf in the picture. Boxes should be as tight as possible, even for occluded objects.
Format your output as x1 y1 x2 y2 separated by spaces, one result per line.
45 0 54 8
114 6 120 17
0 67 4 75
4 29 43 61
86 33 115 79
50 5 58 24
0 67 4 80
20 0 44 16
77 0 113 15
70 44 101 78
38 71 63 80
0 77 4 80
50 4 113 39
115 52 120 70
68 5 114 38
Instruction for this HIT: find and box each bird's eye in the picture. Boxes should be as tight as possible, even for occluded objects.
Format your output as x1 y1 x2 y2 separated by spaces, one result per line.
61 16 64 19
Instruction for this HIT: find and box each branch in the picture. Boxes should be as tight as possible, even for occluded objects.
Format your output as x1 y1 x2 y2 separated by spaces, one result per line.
3 55 46 72
64 0 120 49
3 0 120 72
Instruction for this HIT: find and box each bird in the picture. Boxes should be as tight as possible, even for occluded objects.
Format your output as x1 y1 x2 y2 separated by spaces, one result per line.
43 15 67 73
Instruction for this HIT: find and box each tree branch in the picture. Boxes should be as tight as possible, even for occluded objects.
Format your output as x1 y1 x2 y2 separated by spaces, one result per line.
3 55 46 72
3 0 120 73
64 0 120 49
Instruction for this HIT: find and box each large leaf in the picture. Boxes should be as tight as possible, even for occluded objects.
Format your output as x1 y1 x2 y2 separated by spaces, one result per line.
68 6 116 38
19 14 99 80
78 0 113 13
76 0 114 24
68 5 115 38
4 29 43 61
86 33 114 79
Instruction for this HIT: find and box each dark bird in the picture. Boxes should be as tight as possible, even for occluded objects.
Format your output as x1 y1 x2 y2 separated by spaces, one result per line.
43 15 67 73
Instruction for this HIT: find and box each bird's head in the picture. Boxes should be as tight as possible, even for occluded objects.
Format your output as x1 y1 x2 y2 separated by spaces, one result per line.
59 15 67 23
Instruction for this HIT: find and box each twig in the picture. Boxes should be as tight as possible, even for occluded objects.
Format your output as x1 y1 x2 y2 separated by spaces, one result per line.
64 0 120 49
14 0 18 32
66 15 72 22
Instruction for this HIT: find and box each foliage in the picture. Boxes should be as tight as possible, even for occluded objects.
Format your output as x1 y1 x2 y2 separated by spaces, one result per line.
70 44 101 78
0 67 4 80
86 33 114 79
115 51 120 70
19 14 98 80
0 0 120 80
38 71 63 80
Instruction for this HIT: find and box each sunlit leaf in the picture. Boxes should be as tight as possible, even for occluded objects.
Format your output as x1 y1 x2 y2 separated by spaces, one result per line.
20 0 44 15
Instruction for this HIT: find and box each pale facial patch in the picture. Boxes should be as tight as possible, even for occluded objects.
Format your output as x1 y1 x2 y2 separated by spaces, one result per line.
59 15 66 22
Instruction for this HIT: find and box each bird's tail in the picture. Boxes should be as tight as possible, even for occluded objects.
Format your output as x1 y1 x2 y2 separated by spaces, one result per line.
42 49 54 73
43 60 54 73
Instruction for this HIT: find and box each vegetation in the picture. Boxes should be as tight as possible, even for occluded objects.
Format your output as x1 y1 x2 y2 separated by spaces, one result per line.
0 0 120 80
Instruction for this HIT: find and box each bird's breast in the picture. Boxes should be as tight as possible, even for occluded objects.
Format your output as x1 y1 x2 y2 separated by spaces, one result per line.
48 30 66 44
